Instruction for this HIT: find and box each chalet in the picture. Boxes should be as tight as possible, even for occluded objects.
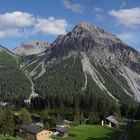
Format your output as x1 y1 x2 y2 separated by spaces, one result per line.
102 115 119 128
0 101 14 108
20 124 52 140
56 119 73 128
30 122 44 129
80 116 89 124
51 127 68 138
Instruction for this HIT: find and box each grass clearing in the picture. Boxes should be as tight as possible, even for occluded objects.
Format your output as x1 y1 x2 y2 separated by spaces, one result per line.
0 135 22 140
57 125 123 140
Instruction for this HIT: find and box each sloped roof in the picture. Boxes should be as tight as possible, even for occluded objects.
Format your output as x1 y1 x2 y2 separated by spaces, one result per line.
56 127 67 134
57 119 73 125
106 116 119 125
20 124 43 135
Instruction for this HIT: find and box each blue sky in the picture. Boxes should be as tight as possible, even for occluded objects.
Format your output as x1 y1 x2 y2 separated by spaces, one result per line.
0 0 140 51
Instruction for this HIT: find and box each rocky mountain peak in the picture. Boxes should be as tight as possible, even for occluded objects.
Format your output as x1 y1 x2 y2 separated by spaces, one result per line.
74 22 96 30
12 40 51 56
70 22 122 45
45 23 140 75
50 23 123 57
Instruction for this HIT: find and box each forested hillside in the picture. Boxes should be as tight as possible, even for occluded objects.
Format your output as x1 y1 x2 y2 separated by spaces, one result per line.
0 46 31 103
33 56 137 121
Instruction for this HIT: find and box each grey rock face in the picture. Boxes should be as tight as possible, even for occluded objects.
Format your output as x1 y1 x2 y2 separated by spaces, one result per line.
45 23 140 74
12 41 51 56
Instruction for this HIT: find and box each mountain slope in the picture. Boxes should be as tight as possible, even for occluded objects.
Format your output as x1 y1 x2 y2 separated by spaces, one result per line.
35 23 140 103
0 45 31 102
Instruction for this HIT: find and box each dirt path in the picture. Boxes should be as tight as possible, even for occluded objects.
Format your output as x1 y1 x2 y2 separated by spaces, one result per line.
118 120 132 140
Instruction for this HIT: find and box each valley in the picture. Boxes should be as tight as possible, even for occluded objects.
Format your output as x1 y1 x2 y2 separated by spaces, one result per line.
0 23 140 140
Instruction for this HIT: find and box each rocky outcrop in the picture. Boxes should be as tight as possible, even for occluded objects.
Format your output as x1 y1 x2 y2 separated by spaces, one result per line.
12 41 50 56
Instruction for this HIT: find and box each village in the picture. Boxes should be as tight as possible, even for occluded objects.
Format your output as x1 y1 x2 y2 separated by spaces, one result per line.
16 115 119 140
0 100 123 140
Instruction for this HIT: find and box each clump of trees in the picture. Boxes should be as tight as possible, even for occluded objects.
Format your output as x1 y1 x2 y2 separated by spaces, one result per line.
135 103 140 119
0 108 32 136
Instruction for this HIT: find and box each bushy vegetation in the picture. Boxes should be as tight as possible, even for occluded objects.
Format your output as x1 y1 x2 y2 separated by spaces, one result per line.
0 108 32 136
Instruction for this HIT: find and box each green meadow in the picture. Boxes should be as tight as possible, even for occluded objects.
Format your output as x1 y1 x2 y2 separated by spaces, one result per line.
57 125 123 140
0 135 22 140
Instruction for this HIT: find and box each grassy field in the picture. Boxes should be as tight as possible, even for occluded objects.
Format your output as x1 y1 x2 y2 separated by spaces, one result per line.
128 121 140 140
0 135 22 140
57 125 123 140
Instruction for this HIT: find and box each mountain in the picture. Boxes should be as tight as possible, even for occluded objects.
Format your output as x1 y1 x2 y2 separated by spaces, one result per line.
1 23 140 118
0 45 31 103
12 40 50 56
25 23 139 113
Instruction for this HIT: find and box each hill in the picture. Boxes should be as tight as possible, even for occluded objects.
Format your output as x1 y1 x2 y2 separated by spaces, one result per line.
0 45 31 104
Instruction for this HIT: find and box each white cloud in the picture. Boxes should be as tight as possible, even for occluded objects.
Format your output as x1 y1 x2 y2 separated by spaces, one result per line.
63 0 85 13
0 11 68 38
0 11 35 28
108 7 140 28
34 17 68 35
94 7 103 12
0 29 20 38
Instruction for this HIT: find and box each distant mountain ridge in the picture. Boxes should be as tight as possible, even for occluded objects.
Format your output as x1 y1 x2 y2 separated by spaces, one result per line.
12 40 50 56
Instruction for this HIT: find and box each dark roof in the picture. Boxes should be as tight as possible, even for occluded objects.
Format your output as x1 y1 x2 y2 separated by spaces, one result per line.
56 127 67 134
57 120 73 125
20 124 43 135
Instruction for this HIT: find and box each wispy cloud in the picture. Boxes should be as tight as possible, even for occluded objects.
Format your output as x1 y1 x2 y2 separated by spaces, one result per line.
108 7 140 28
63 0 85 13
0 11 68 38
96 14 107 22
94 6 103 12
117 31 140 50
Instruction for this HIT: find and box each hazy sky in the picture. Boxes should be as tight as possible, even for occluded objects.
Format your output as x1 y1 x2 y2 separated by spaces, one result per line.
0 0 140 51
